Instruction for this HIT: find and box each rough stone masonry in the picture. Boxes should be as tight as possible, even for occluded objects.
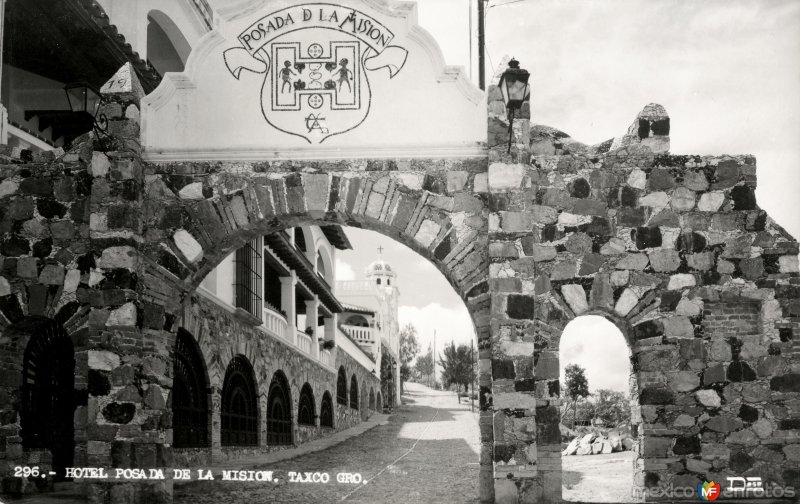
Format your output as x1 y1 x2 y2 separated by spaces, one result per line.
0 63 798 504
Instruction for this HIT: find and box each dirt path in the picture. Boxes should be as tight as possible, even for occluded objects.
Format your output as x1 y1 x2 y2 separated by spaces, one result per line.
562 451 641 503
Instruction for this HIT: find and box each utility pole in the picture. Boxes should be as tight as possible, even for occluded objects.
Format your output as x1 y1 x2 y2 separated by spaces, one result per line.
433 329 437 389
477 0 486 90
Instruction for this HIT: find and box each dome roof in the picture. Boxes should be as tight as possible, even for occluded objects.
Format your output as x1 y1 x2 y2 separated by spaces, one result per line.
365 258 395 277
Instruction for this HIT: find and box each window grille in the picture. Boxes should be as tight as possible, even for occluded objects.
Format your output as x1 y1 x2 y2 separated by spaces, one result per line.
336 367 347 405
320 392 334 428
298 383 315 426
21 321 74 478
267 371 293 445
173 329 209 448
234 237 263 320
221 356 258 446
349 375 359 409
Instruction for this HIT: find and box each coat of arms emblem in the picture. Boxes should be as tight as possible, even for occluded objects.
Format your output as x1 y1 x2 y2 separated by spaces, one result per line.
224 3 408 143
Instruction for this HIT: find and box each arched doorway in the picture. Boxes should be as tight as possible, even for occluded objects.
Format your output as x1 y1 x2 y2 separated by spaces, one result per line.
349 375 359 410
320 391 334 428
559 315 640 503
369 387 376 411
172 328 209 448
221 355 259 446
298 383 315 427
267 371 293 445
20 320 75 478
336 366 348 406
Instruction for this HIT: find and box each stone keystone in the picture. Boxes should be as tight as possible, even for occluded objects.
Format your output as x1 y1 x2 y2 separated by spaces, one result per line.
561 284 589 315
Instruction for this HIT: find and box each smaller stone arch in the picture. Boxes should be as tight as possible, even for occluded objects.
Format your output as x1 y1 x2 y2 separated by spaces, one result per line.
267 370 293 445
320 391 334 428
369 387 376 411
336 366 348 405
377 391 383 412
349 374 359 410
298 383 315 426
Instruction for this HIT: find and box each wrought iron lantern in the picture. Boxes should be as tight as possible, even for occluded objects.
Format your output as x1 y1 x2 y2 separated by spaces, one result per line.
498 58 530 153
63 82 109 142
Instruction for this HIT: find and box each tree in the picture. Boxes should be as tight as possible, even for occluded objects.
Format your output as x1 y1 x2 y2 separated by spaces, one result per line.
593 389 630 427
414 347 434 385
439 342 473 395
399 324 420 391
563 363 590 429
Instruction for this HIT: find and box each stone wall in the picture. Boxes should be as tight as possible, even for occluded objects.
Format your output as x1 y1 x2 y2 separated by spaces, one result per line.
175 293 379 465
1 62 798 504
486 82 800 502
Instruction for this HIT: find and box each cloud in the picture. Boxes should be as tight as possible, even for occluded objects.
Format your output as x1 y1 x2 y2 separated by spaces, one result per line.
398 302 475 369
559 316 630 393
335 258 355 281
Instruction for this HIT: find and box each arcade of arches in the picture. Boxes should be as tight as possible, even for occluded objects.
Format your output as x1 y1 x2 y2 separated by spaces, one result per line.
0 61 798 504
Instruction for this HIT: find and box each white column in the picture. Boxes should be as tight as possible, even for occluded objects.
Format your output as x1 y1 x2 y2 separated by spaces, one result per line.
280 272 297 345
305 297 319 359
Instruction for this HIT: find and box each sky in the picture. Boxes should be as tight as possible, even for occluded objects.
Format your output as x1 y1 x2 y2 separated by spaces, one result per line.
349 0 800 391
335 227 476 378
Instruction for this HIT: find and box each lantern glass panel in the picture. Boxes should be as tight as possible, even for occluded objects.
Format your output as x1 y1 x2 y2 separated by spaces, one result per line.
64 84 101 116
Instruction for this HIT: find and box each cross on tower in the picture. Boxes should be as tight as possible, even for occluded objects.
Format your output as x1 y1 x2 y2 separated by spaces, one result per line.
377 245 384 256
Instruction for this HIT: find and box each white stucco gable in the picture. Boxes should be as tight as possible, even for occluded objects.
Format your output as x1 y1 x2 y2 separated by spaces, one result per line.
141 0 486 161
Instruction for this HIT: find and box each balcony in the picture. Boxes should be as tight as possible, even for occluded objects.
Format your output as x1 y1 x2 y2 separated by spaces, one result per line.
320 349 333 368
340 324 376 345
296 330 313 355
263 304 289 342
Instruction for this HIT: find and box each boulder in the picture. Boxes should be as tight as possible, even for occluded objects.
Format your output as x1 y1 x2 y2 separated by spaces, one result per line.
562 437 580 456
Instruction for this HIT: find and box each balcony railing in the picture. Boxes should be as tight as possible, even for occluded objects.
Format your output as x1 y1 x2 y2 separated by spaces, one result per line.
297 330 313 355
341 324 375 345
263 304 289 342
320 349 333 368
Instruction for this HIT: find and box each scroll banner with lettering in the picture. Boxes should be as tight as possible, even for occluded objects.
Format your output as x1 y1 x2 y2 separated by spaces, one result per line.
223 4 408 143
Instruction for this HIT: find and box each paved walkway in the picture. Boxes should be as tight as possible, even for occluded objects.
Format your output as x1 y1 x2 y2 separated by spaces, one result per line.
175 382 481 503
1 383 481 504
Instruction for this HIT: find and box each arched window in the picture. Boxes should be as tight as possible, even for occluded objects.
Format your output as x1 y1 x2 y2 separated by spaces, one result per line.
294 227 306 252
320 392 334 428
221 356 258 446
376 278 381 285
147 11 191 74
267 371 292 445
336 367 347 405
21 320 75 477
387 279 391 286
349 375 359 409
298 383 315 426
173 328 209 448
369 388 376 411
